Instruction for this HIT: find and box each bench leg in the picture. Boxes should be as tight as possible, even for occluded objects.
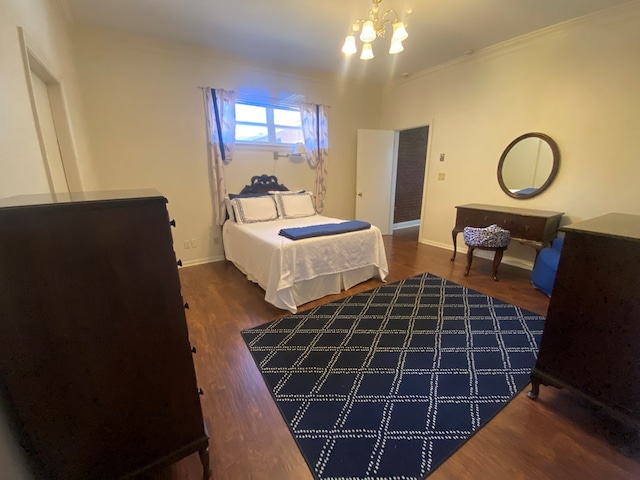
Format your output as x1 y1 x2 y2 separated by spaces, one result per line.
464 247 474 276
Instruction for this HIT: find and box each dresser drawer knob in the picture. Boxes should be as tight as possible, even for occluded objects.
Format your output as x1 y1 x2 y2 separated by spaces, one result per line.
198 388 204 395
170 219 176 227
177 259 183 267
184 302 190 309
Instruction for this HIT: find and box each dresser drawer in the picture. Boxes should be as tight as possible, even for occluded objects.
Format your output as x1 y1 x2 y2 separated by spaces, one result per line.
501 215 546 241
455 208 549 242
456 208 498 227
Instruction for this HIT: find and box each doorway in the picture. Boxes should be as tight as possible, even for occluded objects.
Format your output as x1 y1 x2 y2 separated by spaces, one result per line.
393 126 429 234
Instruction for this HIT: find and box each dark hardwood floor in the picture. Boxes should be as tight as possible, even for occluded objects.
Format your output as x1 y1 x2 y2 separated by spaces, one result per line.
153 228 640 479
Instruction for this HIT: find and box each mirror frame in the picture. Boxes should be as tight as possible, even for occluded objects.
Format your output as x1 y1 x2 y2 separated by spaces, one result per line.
497 132 560 199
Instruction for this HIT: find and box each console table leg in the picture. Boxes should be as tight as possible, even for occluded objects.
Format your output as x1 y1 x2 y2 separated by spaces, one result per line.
199 443 212 480
450 229 459 261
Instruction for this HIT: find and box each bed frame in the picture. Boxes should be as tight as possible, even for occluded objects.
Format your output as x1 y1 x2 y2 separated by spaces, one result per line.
224 175 388 312
239 175 288 195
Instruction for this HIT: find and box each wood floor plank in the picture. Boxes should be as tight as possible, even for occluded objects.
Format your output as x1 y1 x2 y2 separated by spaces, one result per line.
151 228 640 480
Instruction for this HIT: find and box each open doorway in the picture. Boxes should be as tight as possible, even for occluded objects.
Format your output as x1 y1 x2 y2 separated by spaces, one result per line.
392 125 429 237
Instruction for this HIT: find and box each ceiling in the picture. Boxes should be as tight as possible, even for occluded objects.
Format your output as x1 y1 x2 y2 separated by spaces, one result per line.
61 0 633 83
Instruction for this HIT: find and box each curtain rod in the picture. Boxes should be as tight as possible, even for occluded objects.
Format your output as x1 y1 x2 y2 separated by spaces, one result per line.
196 86 330 108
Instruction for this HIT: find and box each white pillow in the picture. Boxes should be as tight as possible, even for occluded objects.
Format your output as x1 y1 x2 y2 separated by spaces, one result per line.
224 197 235 222
274 192 316 219
231 196 278 224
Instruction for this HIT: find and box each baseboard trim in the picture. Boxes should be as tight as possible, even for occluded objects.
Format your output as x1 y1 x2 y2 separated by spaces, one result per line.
393 220 420 230
181 242 534 271
420 240 534 271
182 255 225 267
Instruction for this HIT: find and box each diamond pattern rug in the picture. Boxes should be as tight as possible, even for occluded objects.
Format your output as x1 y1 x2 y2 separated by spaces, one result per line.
241 272 544 480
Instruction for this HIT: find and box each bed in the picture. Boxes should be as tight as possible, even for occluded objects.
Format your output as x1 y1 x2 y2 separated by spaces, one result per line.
222 175 388 313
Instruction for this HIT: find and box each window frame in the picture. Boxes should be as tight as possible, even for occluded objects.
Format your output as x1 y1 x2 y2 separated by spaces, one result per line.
234 99 304 151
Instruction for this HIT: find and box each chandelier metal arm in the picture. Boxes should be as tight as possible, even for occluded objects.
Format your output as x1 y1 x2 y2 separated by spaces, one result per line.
356 9 400 30
381 9 400 24
379 10 400 37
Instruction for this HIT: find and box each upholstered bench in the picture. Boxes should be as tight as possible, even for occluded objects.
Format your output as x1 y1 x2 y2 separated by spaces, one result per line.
463 224 511 281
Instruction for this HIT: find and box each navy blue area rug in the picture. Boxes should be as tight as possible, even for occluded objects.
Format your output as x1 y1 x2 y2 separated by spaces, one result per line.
241 273 544 480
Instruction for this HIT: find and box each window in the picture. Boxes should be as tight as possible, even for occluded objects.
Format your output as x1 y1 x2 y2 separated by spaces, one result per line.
235 91 304 146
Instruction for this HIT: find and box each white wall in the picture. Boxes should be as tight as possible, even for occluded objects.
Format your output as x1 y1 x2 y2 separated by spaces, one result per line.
6 2 638 271
380 4 640 268
72 28 382 265
0 0 95 198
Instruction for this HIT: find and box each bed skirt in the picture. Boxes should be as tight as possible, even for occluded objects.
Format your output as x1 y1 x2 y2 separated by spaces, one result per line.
232 261 381 313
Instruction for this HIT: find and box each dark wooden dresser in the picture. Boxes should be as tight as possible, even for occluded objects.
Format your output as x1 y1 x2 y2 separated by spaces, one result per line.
0 191 211 479
451 203 564 260
529 213 640 427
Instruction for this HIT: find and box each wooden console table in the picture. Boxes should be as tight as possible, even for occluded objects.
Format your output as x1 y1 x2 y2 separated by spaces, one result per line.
528 213 640 428
450 203 564 260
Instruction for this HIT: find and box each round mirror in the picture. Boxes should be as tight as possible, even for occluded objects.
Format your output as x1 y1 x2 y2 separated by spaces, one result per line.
497 132 560 199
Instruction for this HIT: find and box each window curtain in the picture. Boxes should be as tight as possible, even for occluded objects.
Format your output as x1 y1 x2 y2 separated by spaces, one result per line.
204 88 236 225
300 102 329 213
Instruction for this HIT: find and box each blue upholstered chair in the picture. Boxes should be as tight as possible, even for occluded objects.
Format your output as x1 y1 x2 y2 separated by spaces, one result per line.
531 236 564 296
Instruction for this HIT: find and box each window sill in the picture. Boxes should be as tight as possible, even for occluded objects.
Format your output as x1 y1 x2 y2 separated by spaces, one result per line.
235 142 298 153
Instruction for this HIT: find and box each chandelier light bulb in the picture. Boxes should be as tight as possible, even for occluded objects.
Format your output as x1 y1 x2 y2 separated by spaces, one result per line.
389 39 404 54
391 22 409 42
360 43 374 60
342 35 357 55
342 0 412 60
360 20 376 43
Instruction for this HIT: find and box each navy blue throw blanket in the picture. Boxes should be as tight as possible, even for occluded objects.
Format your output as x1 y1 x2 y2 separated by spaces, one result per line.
279 220 371 240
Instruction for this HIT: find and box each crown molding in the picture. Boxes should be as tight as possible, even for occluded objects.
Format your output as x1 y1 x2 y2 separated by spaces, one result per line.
394 0 640 88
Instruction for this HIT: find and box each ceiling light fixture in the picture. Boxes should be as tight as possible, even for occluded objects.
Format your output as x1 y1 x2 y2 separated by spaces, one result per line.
341 0 409 60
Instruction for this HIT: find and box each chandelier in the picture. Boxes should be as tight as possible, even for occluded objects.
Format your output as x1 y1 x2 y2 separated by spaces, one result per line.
341 0 409 60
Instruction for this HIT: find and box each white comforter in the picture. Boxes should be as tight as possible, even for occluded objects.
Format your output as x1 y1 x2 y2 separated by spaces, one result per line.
223 215 389 312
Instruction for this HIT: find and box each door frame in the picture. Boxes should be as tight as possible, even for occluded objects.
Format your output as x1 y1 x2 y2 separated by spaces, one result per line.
418 118 435 241
18 26 82 194
391 120 434 241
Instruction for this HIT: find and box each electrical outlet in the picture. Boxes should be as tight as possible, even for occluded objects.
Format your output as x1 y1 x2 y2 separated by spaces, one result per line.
440 153 445 162
191 238 198 248
438 172 446 181
183 240 190 249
